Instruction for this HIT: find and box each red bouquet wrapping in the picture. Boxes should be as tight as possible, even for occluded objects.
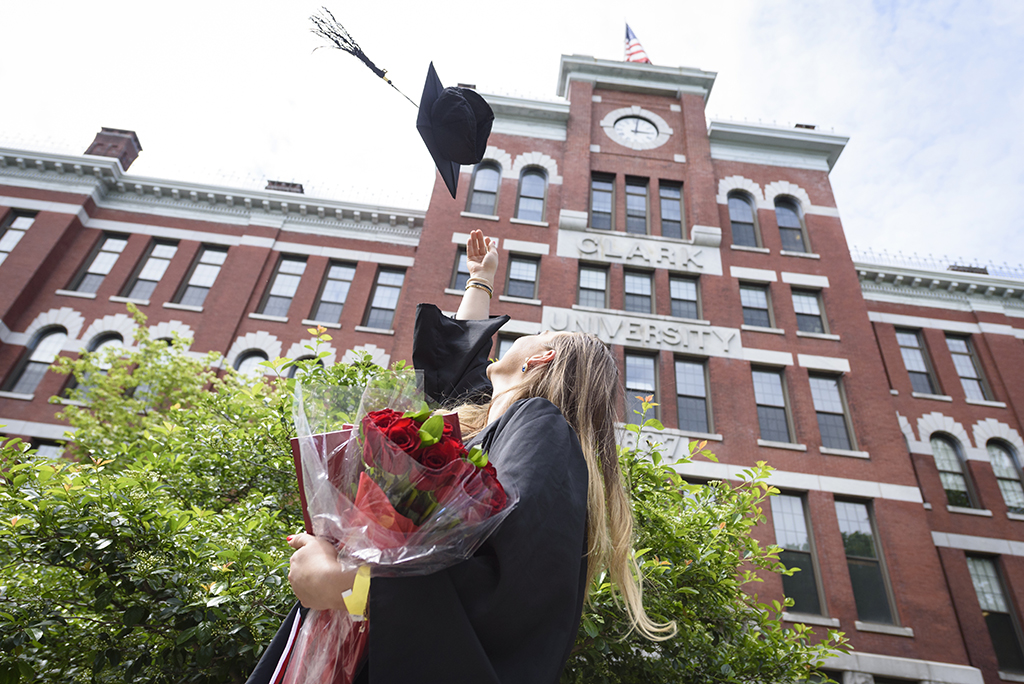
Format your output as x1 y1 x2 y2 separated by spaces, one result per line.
279 377 518 684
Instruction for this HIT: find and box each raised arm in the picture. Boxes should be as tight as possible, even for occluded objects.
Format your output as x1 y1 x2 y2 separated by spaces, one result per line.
456 229 498 321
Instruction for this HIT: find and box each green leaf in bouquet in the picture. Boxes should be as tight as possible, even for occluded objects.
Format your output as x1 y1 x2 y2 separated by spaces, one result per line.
402 401 432 423
418 414 444 447
467 445 488 468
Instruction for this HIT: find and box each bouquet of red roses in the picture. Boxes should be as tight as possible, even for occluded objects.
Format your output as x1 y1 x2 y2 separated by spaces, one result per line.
278 376 517 684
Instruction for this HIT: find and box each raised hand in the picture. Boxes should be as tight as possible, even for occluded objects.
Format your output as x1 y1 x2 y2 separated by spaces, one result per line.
466 229 498 284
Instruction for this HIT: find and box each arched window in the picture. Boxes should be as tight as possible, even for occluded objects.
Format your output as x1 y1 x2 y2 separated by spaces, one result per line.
3 327 68 395
775 197 809 253
728 192 758 247
988 440 1024 514
66 332 126 397
514 168 547 222
466 163 500 216
930 434 975 508
234 350 269 377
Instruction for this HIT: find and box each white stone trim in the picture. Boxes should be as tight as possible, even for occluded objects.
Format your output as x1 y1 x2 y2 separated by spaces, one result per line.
798 353 851 373
0 416 74 440
673 460 923 503
781 272 829 288
743 348 793 366
782 612 840 628
972 418 1024 456
510 152 563 185
762 180 812 211
854 621 914 637
598 106 674 151
341 343 390 368
716 175 763 205
825 651 981 684
285 338 337 365
78 313 137 348
148 320 194 347
866 310 1014 336
502 238 550 256
730 266 776 282
16 307 87 348
225 331 282 373
932 530 1024 557
459 146 513 178
270 241 415 268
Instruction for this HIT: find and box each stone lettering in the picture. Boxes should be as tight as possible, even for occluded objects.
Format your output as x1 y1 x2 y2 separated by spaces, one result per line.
662 325 681 345
658 246 676 267
627 244 651 262
578 237 599 254
626 322 643 342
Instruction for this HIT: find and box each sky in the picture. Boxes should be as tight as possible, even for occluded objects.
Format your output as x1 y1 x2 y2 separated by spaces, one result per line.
2 0 1022 270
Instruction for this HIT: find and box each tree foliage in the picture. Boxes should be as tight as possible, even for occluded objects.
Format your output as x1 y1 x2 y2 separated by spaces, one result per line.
1 308 846 683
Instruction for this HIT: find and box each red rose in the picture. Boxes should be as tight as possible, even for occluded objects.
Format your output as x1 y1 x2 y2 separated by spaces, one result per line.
367 408 401 430
442 421 454 437
383 417 420 453
418 437 462 469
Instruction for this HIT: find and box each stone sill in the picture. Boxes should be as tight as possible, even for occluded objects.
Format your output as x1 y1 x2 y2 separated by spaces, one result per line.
498 295 542 306
796 331 840 341
966 398 1007 408
923 503 933 510
109 295 150 306
730 244 769 254
890 389 899 395
947 505 993 517
782 612 840 628
444 288 466 297
0 391 34 401
301 319 341 330
55 289 96 299
912 392 953 402
854 621 914 638
757 439 807 452
163 302 203 312
354 326 394 336
509 218 549 227
741 324 785 335
999 672 1024 683
1007 512 1024 522
460 211 499 222
820 446 870 459
780 250 821 259
676 430 724 442
249 312 288 323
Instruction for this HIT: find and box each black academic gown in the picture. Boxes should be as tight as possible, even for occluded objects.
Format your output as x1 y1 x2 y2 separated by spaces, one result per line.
247 305 589 684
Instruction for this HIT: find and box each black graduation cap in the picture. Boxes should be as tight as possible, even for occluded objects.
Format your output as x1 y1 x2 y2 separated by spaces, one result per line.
416 63 494 199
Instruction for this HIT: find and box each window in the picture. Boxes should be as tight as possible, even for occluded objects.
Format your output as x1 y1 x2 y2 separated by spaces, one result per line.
123 241 178 301
809 374 853 450
68 333 125 397
835 500 894 624
946 336 989 401
775 198 808 253
175 246 227 307
988 441 1024 514
311 262 356 323
967 556 1024 673
578 265 608 308
70 234 129 293
625 353 657 425
625 179 648 234
364 269 405 330
792 290 826 334
591 175 614 230
896 329 939 394
659 183 683 239
496 335 518 360
670 276 699 320
728 193 758 247
467 163 500 215
259 256 306 317
506 256 539 300
753 368 792 443
515 168 546 222
771 494 823 615
740 283 773 328
675 358 709 433
0 211 35 266
234 350 269 377
931 434 974 508
4 327 67 395
450 249 470 291
31 441 63 459
624 271 653 313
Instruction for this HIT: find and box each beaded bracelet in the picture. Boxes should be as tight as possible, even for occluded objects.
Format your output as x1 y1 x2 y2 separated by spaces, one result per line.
466 282 493 298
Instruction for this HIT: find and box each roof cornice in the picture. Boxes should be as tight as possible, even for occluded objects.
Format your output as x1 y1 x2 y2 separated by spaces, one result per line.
556 54 717 101
707 120 849 171
856 261 1024 312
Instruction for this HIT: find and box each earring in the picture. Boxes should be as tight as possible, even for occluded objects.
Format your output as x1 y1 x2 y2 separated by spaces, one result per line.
521 363 528 373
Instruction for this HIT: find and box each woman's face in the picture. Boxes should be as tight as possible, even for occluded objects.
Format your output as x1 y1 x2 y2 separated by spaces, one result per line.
488 330 563 379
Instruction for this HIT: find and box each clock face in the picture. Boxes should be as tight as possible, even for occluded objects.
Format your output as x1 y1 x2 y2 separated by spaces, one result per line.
613 116 658 144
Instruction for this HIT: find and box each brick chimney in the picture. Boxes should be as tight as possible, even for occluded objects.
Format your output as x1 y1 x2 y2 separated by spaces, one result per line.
85 128 143 170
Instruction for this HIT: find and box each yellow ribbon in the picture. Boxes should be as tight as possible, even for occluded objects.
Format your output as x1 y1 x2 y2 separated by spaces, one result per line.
342 565 371 619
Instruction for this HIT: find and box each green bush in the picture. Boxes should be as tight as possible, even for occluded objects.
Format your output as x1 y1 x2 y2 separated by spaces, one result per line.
1 309 845 683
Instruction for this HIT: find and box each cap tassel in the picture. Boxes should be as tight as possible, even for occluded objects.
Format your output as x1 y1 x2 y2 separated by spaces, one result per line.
310 7 418 108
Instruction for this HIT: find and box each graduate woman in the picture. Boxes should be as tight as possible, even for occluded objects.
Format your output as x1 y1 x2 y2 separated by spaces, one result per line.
269 229 676 684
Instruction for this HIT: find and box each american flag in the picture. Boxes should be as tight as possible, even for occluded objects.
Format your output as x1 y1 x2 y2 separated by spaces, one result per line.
625 24 651 64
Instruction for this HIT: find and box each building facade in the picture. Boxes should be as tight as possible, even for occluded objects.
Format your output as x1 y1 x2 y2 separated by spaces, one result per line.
2 58 1023 684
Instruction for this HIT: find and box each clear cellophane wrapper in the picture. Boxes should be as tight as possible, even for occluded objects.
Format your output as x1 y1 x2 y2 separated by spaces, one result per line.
282 372 518 684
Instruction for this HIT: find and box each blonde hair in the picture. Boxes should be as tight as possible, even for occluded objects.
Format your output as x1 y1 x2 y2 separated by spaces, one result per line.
455 333 676 641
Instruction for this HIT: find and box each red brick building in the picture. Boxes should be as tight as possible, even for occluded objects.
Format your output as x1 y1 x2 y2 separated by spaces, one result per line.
3 58 1023 684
